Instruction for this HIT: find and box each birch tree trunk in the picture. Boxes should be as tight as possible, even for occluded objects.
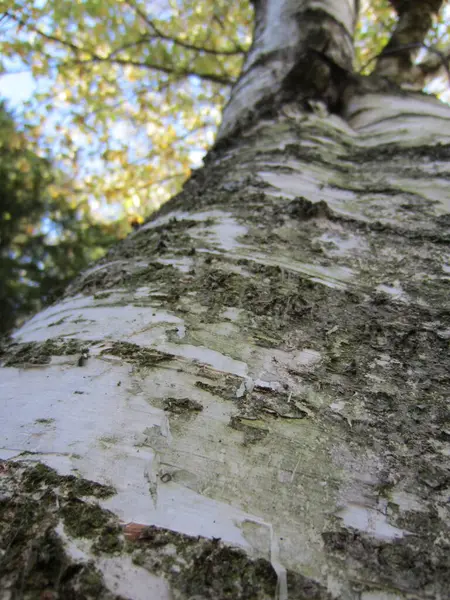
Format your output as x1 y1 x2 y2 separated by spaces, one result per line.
1 1 449 599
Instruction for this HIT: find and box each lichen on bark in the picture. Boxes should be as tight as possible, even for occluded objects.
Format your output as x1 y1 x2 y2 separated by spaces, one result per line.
1 1 450 597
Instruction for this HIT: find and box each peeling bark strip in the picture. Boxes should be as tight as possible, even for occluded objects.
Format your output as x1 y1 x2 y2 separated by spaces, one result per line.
1 1 450 599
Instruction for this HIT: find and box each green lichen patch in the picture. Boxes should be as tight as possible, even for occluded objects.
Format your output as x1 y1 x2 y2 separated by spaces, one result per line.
287 571 333 600
351 142 450 165
92 525 125 555
22 462 116 499
323 524 450 597
69 260 181 300
317 304 450 451
0 461 125 599
103 341 174 368
251 329 284 348
61 499 123 556
66 261 136 297
229 416 270 446
283 197 332 220
2 338 85 368
98 435 121 448
125 263 185 297
35 417 55 425
163 397 203 414
194 374 243 399
192 262 317 337
128 525 277 599
68 220 203 298
238 387 315 421
93 291 113 300
110 217 203 261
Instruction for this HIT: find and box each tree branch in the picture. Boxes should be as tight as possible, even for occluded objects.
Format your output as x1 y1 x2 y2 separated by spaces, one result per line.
69 56 235 86
362 42 450 87
374 0 445 82
108 33 245 60
123 0 246 57
5 11 83 54
5 10 236 86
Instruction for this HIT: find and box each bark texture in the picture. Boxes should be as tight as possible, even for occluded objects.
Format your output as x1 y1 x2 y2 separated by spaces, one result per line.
1 3 450 600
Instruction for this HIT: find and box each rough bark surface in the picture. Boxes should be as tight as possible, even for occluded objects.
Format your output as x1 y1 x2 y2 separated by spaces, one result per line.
1 2 450 600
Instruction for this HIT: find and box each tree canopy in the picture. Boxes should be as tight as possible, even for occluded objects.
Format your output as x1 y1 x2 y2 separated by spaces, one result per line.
0 0 252 215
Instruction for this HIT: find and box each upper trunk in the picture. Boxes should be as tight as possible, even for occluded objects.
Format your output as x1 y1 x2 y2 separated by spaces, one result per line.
1 2 449 599
218 0 358 140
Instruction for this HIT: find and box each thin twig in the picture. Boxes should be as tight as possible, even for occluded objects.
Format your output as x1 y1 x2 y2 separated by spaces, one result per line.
5 11 83 53
123 0 246 57
69 56 235 86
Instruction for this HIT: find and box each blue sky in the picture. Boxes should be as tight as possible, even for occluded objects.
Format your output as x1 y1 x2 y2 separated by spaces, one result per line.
0 70 36 105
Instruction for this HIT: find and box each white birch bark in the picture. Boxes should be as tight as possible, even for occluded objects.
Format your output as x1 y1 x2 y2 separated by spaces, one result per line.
1 1 449 599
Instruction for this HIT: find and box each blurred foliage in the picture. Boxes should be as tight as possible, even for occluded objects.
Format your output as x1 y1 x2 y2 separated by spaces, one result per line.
0 0 252 216
0 0 448 333
355 0 397 72
0 102 126 335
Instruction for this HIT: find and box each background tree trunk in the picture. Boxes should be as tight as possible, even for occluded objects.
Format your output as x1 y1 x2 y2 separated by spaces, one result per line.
1 1 449 599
